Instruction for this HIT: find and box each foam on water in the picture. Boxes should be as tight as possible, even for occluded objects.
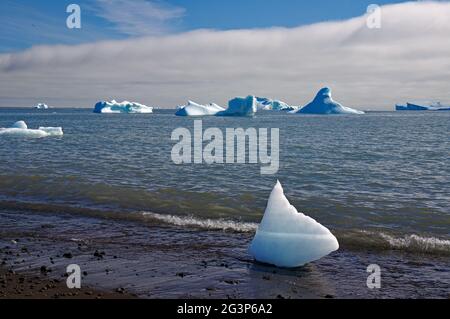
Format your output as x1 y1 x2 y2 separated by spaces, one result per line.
142 212 258 233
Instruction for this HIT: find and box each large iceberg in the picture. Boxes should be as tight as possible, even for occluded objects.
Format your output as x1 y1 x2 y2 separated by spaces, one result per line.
34 103 49 109
256 97 298 112
249 181 339 268
94 100 153 114
218 95 257 117
0 121 63 138
175 96 257 117
396 102 450 111
297 88 365 115
175 101 225 116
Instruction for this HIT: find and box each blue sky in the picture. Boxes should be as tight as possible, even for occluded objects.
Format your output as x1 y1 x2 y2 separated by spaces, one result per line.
1 1 449 109
0 0 407 53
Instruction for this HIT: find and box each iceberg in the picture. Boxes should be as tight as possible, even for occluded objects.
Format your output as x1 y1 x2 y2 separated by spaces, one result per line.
249 181 339 268
218 95 257 117
93 100 153 114
175 101 225 116
297 88 365 115
0 121 63 138
256 97 298 112
34 103 49 109
175 96 257 117
396 102 450 111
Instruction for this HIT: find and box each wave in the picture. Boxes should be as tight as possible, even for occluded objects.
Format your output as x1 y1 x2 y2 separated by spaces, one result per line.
142 212 258 233
378 232 450 254
142 212 450 255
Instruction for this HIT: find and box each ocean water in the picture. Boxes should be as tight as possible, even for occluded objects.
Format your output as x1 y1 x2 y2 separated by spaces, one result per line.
0 108 449 256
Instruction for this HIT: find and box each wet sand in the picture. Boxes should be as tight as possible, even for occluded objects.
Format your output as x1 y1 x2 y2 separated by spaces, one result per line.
0 207 449 299
0 265 135 299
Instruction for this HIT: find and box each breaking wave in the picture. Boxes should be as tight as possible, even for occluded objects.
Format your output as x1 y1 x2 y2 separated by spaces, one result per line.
142 211 258 233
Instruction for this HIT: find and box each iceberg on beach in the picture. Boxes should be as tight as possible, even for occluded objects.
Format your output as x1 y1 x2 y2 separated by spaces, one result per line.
396 102 450 111
34 103 49 109
296 88 365 115
218 95 257 117
93 100 153 114
256 97 298 112
175 101 225 116
249 181 339 268
0 121 63 138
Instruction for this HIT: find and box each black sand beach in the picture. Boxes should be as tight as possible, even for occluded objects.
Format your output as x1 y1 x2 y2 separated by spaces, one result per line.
1 204 448 299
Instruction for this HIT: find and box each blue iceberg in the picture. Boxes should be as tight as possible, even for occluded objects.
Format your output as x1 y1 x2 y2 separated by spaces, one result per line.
218 95 257 117
396 102 450 111
297 88 365 115
94 100 153 114
256 97 298 112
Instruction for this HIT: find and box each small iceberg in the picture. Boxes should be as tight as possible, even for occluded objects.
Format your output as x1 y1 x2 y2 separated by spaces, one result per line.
34 103 49 109
256 97 298 112
396 102 450 111
175 101 225 116
297 88 364 115
249 181 339 268
0 121 63 138
218 95 257 117
93 100 153 114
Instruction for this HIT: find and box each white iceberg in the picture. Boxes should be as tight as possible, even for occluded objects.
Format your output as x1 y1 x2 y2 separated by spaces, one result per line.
175 96 257 117
297 88 364 115
93 100 153 114
34 103 49 109
249 181 339 268
218 95 257 117
175 101 225 116
256 97 298 112
0 121 63 138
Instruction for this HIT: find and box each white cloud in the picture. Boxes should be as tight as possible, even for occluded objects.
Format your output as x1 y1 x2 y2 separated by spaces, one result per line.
1 1 450 110
93 0 185 36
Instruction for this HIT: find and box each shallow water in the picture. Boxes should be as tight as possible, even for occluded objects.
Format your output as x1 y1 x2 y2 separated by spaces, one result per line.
0 108 449 256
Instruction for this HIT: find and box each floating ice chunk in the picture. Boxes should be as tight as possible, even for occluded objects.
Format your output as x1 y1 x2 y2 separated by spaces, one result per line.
256 97 298 112
38 127 64 136
297 88 364 115
0 121 63 138
249 181 339 268
11 120 28 129
175 101 225 116
93 100 153 114
218 96 257 117
34 103 49 109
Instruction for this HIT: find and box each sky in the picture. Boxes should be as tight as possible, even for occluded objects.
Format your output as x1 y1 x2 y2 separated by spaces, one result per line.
0 0 449 109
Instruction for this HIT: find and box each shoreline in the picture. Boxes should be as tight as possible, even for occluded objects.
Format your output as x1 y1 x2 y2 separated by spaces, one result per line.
0 207 449 299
